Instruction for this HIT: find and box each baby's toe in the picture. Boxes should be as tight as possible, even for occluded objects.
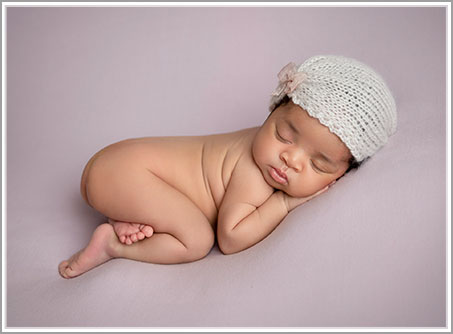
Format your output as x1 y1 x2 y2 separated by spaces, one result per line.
137 231 145 240
64 266 76 278
125 237 132 245
130 234 138 242
58 261 69 277
58 260 68 269
142 226 154 237
119 235 126 243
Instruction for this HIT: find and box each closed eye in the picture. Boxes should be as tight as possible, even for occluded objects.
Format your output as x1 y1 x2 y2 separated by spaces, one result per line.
311 161 329 173
275 128 292 144
311 161 323 173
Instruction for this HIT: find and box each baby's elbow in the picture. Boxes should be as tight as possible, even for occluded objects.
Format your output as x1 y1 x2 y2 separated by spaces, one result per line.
219 244 235 256
217 231 238 255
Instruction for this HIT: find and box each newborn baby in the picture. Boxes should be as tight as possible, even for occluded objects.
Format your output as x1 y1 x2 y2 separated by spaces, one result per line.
59 55 397 279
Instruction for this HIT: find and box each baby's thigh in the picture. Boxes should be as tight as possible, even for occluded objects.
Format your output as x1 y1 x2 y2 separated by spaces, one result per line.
84 151 215 253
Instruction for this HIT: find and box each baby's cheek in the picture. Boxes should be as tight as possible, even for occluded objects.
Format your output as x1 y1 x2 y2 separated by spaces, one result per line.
252 134 271 162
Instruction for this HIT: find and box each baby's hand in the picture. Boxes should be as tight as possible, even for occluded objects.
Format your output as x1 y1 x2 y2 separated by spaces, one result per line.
282 180 336 212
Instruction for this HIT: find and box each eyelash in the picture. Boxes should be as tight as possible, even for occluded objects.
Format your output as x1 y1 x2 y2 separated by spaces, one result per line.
275 129 291 144
311 161 324 173
275 127 325 173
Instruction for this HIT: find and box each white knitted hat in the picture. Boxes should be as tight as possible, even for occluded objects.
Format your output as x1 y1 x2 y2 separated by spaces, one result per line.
269 55 397 162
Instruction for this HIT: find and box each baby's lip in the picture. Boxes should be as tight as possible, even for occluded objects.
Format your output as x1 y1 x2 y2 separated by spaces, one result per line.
269 166 288 185
274 167 288 181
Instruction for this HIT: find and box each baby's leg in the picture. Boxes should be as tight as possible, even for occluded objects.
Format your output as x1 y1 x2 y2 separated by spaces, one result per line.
59 160 215 278
58 219 206 279
85 162 216 262
59 223 118 279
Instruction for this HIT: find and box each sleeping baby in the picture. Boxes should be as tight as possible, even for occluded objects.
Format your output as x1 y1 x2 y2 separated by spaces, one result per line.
59 55 397 279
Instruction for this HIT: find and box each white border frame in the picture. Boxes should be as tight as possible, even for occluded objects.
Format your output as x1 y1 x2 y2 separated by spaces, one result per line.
1 2 450 332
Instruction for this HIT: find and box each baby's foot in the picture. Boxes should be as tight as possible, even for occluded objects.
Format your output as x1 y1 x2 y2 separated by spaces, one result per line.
58 223 118 279
108 218 154 245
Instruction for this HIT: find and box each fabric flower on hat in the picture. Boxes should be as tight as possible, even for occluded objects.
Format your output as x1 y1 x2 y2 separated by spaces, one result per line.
271 62 307 100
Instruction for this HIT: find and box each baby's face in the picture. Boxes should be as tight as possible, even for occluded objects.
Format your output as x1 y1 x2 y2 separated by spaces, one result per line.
252 101 352 198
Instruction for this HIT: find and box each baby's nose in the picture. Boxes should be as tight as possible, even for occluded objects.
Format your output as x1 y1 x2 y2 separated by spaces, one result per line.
281 151 303 171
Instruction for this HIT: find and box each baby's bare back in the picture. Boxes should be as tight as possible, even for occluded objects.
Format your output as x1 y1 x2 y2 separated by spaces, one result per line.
84 127 260 226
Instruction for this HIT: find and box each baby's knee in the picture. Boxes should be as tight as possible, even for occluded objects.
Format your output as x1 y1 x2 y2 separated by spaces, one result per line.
183 227 215 262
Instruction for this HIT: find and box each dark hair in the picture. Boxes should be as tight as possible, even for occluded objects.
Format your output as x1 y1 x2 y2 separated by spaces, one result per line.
270 94 366 175
344 156 364 174
270 94 291 113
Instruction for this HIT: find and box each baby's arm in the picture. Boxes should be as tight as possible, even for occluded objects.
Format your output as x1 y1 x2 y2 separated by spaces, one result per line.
217 156 333 255
217 154 286 255
218 187 287 255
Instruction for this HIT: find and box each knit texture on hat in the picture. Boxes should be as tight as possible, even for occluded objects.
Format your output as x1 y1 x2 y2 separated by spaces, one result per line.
269 55 397 162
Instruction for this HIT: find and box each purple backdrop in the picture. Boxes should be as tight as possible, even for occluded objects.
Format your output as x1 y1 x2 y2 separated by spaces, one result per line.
5 5 447 328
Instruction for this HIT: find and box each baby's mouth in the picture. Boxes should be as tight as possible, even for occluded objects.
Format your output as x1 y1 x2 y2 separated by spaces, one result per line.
269 166 288 185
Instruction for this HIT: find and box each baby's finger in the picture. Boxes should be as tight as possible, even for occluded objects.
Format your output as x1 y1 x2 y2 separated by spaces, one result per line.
305 187 328 201
317 185 329 194
311 185 331 198
319 181 336 193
